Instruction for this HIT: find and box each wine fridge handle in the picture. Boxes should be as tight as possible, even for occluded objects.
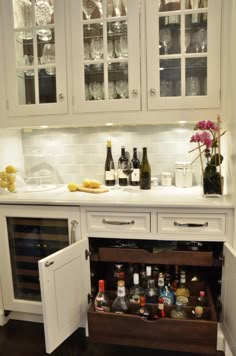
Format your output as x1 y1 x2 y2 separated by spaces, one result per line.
174 221 208 228
71 219 79 243
103 219 135 226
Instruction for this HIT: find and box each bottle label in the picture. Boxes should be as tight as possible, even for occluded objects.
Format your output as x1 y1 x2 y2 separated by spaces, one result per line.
105 170 115 180
130 294 141 304
117 286 125 297
131 169 140 182
118 169 127 179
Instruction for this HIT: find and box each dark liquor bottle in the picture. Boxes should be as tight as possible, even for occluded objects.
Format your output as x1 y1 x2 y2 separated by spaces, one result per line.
130 147 140 186
135 295 151 319
105 140 115 186
140 147 151 190
95 280 110 312
112 280 130 314
145 279 158 304
118 146 128 186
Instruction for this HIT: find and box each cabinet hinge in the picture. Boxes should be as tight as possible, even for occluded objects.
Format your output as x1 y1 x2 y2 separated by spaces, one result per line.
85 249 92 260
219 255 225 266
87 293 93 304
4 310 11 317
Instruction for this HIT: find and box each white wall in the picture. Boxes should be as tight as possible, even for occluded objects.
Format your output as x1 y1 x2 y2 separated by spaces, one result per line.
0 130 24 172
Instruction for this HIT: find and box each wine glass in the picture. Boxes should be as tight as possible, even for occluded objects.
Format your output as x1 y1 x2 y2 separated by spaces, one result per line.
197 28 207 52
42 43 55 75
89 81 104 100
159 28 172 54
185 31 191 53
22 54 34 77
107 39 115 58
35 0 53 41
113 0 122 16
122 0 127 15
82 0 96 31
186 76 200 96
90 37 103 59
108 81 117 99
93 0 103 16
120 35 128 58
115 80 128 98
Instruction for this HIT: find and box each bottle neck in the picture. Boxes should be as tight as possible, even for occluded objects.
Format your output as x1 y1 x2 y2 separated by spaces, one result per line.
133 148 138 159
142 147 148 160
121 147 125 157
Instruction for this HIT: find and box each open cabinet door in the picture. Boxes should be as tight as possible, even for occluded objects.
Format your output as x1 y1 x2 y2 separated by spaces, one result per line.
221 243 236 355
38 239 90 354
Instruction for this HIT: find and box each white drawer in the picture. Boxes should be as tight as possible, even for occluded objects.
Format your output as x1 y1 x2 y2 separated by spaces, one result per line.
86 211 151 234
158 213 226 236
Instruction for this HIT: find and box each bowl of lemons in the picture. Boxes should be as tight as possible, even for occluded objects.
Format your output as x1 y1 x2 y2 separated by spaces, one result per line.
0 165 17 193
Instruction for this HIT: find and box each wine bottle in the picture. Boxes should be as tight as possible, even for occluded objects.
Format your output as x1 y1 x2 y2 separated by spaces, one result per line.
95 280 110 312
130 147 140 186
112 280 130 314
105 140 115 186
118 146 128 186
140 147 151 190
129 273 144 304
175 270 190 305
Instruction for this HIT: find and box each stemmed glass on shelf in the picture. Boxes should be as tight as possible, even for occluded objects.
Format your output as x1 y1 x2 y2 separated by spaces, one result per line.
93 0 103 16
159 28 172 54
82 0 96 31
197 28 207 52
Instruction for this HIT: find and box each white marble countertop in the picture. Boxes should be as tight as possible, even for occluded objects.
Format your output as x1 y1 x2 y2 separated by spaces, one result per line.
0 185 234 209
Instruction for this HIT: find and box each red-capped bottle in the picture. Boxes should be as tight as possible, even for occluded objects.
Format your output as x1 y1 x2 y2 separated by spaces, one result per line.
95 280 110 312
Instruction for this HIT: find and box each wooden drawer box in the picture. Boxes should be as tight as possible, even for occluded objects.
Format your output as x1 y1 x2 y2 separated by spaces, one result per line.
88 283 217 354
86 211 151 234
158 213 226 237
95 246 214 266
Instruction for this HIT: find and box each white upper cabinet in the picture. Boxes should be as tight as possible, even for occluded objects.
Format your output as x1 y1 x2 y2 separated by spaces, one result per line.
70 0 141 113
146 0 221 110
1 0 67 117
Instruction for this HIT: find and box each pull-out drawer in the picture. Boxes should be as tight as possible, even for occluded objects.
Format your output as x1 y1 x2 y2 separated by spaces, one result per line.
86 211 151 235
158 213 226 237
88 282 217 355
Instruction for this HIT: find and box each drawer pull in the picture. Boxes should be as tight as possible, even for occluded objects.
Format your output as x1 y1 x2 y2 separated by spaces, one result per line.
102 219 135 226
174 221 208 228
45 261 54 267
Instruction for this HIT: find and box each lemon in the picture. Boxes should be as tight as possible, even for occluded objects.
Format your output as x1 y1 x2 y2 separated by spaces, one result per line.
67 182 78 192
0 180 8 188
0 171 7 179
5 165 17 174
7 183 16 192
7 175 16 183
89 179 101 188
82 179 91 188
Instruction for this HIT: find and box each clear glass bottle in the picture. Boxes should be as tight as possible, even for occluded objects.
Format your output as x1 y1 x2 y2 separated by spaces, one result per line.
95 280 111 312
145 279 158 304
140 147 151 190
130 147 140 186
141 265 152 289
129 273 144 304
105 140 115 186
175 270 190 305
112 280 130 314
170 301 187 319
118 146 128 186
159 284 175 305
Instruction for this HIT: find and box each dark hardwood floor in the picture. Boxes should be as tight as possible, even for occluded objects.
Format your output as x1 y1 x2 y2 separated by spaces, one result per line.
0 320 225 356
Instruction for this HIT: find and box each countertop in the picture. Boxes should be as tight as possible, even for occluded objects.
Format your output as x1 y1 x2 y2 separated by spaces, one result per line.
0 185 234 209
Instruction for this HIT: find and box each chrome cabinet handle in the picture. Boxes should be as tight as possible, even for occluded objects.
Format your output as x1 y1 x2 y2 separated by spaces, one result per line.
150 88 156 96
45 261 54 267
103 219 135 226
174 221 208 228
71 220 79 243
132 89 138 97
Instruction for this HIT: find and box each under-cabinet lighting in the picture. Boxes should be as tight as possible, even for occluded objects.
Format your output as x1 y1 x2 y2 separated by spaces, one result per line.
178 121 187 124
40 125 49 128
105 123 114 126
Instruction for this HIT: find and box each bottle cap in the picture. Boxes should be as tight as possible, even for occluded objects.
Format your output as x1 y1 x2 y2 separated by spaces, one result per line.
98 279 105 292
146 265 152 276
133 273 139 285
199 290 205 297
118 280 125 287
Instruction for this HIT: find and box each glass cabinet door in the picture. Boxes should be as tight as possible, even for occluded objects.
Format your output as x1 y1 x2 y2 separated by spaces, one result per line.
146 0 221 110
1 0 67 116
71 0 140 113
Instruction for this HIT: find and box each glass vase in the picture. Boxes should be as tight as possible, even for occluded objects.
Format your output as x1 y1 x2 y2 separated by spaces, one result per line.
203 172 223 197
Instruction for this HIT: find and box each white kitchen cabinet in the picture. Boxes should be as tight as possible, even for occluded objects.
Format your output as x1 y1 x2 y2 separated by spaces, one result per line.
0 205 80 315
146 0 221 110
37 206 236 355
0 0 67 117
70 0 141 113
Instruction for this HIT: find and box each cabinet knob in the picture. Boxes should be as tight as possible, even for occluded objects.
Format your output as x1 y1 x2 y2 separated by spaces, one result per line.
58 93 64 101
150 88 156 96
132 89 138 97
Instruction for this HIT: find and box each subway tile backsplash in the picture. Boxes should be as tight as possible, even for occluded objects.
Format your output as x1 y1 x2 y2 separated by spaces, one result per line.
21 124 201 185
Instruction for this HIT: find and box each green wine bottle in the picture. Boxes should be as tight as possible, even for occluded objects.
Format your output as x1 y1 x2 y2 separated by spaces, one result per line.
140 147 151 190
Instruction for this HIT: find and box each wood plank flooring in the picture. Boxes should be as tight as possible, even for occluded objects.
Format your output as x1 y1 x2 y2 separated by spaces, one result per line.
0 320 225 356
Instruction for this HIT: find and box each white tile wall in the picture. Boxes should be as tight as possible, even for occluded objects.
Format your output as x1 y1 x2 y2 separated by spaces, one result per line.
21 124 202 186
